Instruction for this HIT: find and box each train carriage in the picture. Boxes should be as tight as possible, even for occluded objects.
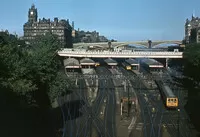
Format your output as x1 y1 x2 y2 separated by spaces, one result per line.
125 58 140 70
155 80 178 108
95 62 100 67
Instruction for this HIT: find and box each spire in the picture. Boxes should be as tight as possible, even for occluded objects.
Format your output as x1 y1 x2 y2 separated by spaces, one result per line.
192 9 195 20
72 21 74 30
31 3 35 9
193 9 195 17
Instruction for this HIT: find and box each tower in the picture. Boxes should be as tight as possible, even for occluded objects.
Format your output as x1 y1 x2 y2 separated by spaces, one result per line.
185 18 191 43
28 4 38 23
148 40 152 48
72 21 74 30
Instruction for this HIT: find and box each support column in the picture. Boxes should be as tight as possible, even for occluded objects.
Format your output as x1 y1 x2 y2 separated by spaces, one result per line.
166 58 169 68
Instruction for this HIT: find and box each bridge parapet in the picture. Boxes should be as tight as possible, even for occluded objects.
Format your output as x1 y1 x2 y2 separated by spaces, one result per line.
58 49 183 58
73 40 182 49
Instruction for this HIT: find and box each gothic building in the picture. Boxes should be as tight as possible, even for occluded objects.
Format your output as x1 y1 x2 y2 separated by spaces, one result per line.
185 15 200 43
23 4 73 48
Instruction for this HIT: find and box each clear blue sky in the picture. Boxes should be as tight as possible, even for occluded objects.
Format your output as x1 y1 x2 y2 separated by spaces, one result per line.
0 0 199 41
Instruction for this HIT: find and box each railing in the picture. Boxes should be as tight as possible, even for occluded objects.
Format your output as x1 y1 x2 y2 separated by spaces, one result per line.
58 49 183 58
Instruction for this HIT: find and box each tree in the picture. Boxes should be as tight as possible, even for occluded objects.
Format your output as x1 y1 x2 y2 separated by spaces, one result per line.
0 32 36 95
0 31 72 137
0 32 72 106
183 43 200 132
182 39 186 44
189 28 197 44
183 43 200 91
27 33 72 107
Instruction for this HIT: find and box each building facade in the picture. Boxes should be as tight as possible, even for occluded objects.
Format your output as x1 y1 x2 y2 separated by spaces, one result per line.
23 4 73 48
185 15 200 43
72 29 109 43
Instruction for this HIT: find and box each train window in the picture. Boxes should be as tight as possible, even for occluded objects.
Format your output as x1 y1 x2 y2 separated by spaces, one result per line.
174 99 177 102
168 99 170 102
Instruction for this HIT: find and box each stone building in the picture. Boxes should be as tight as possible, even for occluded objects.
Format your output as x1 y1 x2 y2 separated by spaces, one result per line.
185 15 200 43
23 4 73 48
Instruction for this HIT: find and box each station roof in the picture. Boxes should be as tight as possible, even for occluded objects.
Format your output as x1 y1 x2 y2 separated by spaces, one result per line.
142 59 163 68
63 58 80 68
104 58 118 65
80 58 95 65
125 59 139 66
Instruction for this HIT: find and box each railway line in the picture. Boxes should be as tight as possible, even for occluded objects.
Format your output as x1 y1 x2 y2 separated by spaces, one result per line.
97 66 117 137
61 57 193 137
120 60 192 137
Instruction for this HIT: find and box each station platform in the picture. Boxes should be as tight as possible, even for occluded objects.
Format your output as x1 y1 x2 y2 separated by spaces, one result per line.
81 68 95 74
142 58 164 68
125 58 139 66
141 58 164 73
104 58 118 66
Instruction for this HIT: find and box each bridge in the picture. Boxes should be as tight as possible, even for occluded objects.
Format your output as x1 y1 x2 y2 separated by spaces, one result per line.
58 48 183 58
73 40 182 49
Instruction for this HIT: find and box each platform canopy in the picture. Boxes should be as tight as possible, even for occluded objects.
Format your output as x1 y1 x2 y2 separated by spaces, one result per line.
104 58 118 66
142 59 164 68
80 58 95 65
125 58 139 66
63 58 80 68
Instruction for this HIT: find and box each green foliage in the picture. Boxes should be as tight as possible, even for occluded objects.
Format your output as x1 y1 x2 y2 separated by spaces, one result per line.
0 32 36 94
48 71 73 103
182 39 186 44
183 43 200 89
0 32 72 107
189 29 197 44
27 33 72 103
28 33 61 84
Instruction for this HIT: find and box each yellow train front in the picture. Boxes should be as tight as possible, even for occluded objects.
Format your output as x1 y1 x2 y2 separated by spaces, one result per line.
122 62 131 70
155 80 178 108
162 85 178 108
165 97 178 108
95 62 100 67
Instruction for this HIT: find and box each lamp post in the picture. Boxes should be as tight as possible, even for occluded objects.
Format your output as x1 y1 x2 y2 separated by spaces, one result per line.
127 81 130 117
177 108 180 137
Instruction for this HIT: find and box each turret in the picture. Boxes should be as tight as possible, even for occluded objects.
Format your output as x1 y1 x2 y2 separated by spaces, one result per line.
28 4 38 23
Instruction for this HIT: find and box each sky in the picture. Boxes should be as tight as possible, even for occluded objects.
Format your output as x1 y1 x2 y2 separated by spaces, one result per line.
0 0 200 41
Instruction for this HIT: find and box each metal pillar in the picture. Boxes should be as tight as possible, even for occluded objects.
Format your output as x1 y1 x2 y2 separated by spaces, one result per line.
166 58 169 68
